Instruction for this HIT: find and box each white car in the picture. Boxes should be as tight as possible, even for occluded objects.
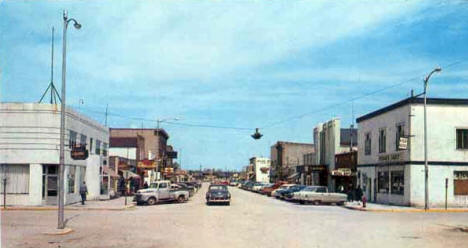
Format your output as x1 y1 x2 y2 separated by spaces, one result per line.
271 184 296 198
251 182 268 192
292 186 347 205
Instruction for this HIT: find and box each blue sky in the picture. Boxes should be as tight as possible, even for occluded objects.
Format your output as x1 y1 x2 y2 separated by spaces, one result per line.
1 0 468 170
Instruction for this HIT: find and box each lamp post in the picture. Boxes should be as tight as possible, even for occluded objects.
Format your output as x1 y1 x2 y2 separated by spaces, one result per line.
58 10 81 229
423 67 441 211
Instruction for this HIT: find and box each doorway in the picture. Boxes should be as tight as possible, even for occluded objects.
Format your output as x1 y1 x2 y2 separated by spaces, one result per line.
42 164 58 205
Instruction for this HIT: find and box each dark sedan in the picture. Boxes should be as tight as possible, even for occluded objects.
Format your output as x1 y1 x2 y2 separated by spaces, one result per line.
206 184 231 205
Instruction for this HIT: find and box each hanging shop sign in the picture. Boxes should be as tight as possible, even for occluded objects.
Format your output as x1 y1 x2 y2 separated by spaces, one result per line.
167 151 178 159
137 160 156 169
71 145 88 160
398 137 408 150
331 168 353 176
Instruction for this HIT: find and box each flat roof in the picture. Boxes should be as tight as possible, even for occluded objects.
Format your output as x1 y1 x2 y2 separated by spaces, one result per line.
357 97 468 123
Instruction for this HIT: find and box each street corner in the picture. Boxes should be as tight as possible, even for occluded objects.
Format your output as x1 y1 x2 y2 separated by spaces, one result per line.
42 228 74 236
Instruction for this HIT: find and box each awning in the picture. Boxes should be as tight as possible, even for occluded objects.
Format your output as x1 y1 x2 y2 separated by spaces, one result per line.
102 166 119 178
121 170 140 179
287 172 300 179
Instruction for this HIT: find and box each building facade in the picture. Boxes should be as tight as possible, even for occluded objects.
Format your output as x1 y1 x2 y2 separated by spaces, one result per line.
313 119 357 191
0 103 109 206
270 141 315 182
109 128 173 184
357 97 468 207
249 157 271 183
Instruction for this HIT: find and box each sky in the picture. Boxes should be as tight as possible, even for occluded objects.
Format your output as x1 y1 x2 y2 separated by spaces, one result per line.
1 0 468 170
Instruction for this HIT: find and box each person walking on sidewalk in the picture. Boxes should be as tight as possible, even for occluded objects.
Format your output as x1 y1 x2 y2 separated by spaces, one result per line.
79 181 88 205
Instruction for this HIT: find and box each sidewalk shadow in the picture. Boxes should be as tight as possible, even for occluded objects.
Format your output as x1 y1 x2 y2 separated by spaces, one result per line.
64 213 81 226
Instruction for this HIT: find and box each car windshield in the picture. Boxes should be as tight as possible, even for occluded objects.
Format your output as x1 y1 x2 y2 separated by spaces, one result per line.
209 185 227 191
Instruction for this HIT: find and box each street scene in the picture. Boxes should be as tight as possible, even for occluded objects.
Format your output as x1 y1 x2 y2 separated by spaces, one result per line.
2 0 468 247
3 183 468 248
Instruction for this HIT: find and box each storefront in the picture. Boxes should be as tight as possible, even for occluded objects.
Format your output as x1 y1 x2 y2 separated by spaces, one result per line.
303 165 328 186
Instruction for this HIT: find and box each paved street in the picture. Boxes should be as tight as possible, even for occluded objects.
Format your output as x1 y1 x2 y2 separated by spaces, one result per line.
2 183 468 248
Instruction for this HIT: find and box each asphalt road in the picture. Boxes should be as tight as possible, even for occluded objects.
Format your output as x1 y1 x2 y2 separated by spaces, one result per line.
2 183 468 248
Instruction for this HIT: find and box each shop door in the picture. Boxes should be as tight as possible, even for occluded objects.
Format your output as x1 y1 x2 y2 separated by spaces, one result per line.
42 165 58 205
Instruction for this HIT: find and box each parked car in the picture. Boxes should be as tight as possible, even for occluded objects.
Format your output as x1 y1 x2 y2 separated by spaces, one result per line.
251 182 267 192
272 184 296 198
206 184 231 205
255 183 273 193
177 183 196 196
292 186 347 205
242 181 254 190
261 181 286 196
229 181 239 187
134 180 189 205
283 185 307 201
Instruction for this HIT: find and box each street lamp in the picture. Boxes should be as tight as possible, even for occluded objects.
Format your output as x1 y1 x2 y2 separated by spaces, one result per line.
423 67 441 211
58 10 81 229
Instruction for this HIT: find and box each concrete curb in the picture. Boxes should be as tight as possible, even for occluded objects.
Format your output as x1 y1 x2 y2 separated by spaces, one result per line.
344 205 468 213
0 203 136 212
42 228 74 236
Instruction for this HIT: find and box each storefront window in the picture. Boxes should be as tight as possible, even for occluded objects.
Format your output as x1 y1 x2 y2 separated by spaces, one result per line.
377 171 389 193
454 171 468 195
68 166 76 194
391 170 404 195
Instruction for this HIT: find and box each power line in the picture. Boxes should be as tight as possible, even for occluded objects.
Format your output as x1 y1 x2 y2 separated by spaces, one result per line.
71 60 466 132
262 60 466 128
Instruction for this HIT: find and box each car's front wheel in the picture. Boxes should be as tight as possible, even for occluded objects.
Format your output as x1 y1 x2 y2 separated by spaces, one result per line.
178 195 186 203
147 197 157 205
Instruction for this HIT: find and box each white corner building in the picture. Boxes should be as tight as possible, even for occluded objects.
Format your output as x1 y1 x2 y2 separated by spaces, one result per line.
250 157 271 183
357 97 468 208
0 103 109 206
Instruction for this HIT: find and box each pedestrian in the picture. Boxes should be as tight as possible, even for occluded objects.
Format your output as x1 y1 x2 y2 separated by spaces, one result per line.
79 181 88 205
356 185 363 204
118 175 126 196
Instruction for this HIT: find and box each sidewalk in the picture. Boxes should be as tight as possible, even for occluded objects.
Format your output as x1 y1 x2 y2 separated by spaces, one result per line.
344 201 468 213
0 197 136 211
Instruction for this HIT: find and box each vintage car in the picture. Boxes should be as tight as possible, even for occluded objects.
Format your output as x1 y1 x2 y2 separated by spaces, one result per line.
134 180 189 205
283 185 307 201
261 181 286 196
206 184 231 205
292 186 347 205
251 182 269 192
271 184 296 198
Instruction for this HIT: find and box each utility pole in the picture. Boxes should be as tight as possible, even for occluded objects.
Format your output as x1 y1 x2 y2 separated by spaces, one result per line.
58 10 81 229
423 67 442 211
105 104 108 126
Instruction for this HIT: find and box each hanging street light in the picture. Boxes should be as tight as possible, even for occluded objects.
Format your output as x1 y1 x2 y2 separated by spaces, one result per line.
251 128 263 140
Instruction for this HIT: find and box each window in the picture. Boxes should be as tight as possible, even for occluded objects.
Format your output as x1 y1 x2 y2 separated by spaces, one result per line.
103 142 108 156
454 171 468 195
379 129 386 153
456 129 468 149
80 134 87 147
69 130 77 148
159 183 168 189
68 166 76 194
396 124 405 150
89 138 93 154
95 140 101 155
391 171 404 195
377 171 389 193
0 164 30 194
365 132 371 156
